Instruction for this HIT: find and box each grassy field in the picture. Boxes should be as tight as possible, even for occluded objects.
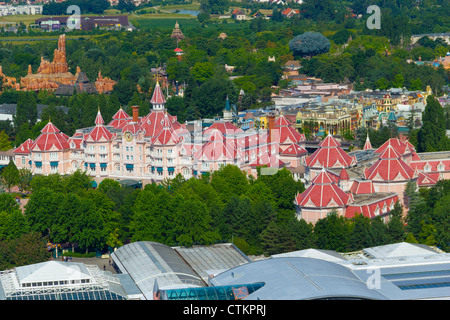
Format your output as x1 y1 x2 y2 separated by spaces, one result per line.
0 14 44 26
154 3 201 12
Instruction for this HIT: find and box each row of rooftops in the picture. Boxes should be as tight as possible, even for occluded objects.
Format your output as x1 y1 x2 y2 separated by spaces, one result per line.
4 240 447 300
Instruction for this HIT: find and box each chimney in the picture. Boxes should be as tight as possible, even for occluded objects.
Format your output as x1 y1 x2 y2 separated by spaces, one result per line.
132 105 139 123
267 113 276 145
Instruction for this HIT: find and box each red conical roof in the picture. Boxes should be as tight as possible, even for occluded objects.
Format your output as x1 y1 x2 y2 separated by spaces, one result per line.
150 82 166 105
363 135 372 150
112 107 129 120
311 169 336 185
108 107 130 129
375 138 415 155
305 140 356 169
41 121 60 134
95 110 104 126
378 144 402 159
275 115 291 127
319 134 341 147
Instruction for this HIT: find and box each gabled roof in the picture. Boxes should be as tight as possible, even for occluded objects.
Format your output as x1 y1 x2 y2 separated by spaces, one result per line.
275 114 291 127
13 138 33 154
87 111 114 142
151 114 181 145
280 143 307 157
345 194 399 219
195 132 236 161
374 138 415 155
140 111 177 138
232 9 245 15
30 121 70 151
365 145 416 181
349 180 375 195
319 134 341 148
305 136 356 169
339 168 349 180
203 121 243 136
16 261 92 285
108 107 130 129
295 169 351 208
417 172 440 187
249 150 285 168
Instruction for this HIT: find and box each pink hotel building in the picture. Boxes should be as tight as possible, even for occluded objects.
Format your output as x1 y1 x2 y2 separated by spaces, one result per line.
13 82 308 186
13 82 450 224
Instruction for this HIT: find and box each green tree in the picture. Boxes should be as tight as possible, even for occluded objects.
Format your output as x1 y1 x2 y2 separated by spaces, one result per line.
71 198 104 253
429 193 450 251
418 95 450 152
368 216 388 247
13 91 37 128
17 168 32 193
174 196 220 246
386 202 405 243
289 32 331 58
25 188 64 238
348 213 372 251
0 193 29 240
405 233 419 244
211 165 249 204
200 0 229 14
1 159 19 192
260 221 297 256
289 217 316 250
0 232 51 270
106 228 123 251
98 178 121 194
314 211 349 251
0 130 12 151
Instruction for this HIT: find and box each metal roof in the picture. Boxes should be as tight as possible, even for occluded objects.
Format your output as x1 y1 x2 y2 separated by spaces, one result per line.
362 242 438 259
111 241 205 300
174 243 251 282
210 257 388 300
271 248 347 262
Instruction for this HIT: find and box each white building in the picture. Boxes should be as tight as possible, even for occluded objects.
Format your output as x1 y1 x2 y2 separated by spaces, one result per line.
0 5 43 16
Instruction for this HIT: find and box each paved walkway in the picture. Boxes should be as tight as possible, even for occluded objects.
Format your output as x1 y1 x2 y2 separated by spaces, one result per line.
52 255 117 274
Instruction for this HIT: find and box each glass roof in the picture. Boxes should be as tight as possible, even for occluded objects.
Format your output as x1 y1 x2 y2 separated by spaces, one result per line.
160 282 265 300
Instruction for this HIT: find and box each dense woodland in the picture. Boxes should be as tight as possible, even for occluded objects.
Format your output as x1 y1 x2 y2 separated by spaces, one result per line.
0 164 449 270
0 0 449 268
